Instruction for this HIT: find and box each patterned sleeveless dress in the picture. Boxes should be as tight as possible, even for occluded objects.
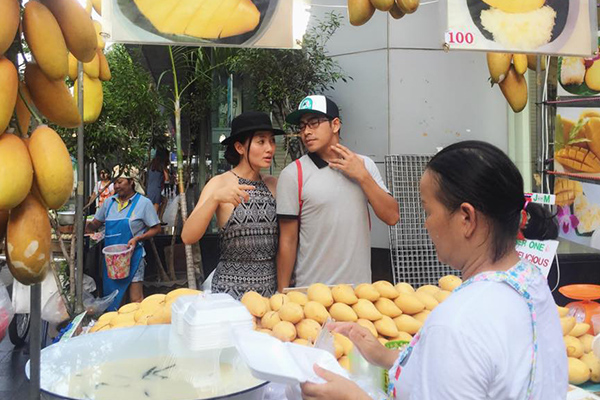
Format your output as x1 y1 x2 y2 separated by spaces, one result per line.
211 172 278 299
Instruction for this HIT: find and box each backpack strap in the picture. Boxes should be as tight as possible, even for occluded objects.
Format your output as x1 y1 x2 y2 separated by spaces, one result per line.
295 159 303 221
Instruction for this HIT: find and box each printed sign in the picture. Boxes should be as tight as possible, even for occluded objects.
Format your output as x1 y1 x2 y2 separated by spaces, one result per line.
516 239 559 278
525 192 556 206
446 0 597 55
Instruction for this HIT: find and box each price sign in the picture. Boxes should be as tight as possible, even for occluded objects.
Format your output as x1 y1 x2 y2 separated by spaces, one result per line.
445 30 475 46
515 239 559 278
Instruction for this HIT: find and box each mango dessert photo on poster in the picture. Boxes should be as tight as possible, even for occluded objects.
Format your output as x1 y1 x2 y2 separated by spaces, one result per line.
559 38 600 96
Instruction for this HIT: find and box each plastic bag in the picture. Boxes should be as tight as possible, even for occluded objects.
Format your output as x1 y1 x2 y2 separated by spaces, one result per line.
41 291 70 325
0 281 14 342
83 290 118 317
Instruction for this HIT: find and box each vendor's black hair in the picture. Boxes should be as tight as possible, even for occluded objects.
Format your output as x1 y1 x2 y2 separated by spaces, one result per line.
523 203 559 241
427 141 527 262
224 131 255 166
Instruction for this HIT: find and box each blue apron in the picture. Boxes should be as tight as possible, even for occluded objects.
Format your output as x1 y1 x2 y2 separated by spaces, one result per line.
102 193 144 311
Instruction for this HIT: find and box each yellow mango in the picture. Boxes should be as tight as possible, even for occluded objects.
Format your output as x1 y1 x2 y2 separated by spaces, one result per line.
330 303 358 322
82 53 100 80
296 319 321 342
339 355 350 370
570 323 591 338
374 297 403 318
413 310 430 323
140 293 166 308
581 352 600 383
287 291 308 306
25 63 81 128
334 332 353 355
98 50 111 81
68 53 78 81
85 0 92 15
293 338 309 346
165 288 201 302
28 126 74 210
332 284 358 305
355 283 380 302
527 54 546 71
111 320 136 329
6 194 51 285
272 321 296 342
397 0 419 14
513 54 528 75
564 335 584 358
260 311 281 330
392 331 413 342
93 21 105 50
556 305 570 317
414 292 439 311
370 0 394 11
561 317 577 336
307 283 334 307
395 282 415 294
241 291 268 318
438 275 462 292
134 308 157 324
434 290 452 303
278 302 304 324
23 1 68 80
482 0 545 13
585 60 600 91
373 281 399 299
499 66 528 113
554 179 582 208
374 315 399 338
555 146 600 173
0 0 19 56
41 0 97 62
378 337 388 346
118 302 140 314
0 57 17 134
92 0 101 15
15 83 32 136
269 293 289 311
394 293 425 315
583 117 600 160
581 334 594 353
416 285 440 296
487 52 512 83
303 301 330 325
352 299 383 321
357 318 378 337
568 357 591 385
97 311 118 324
389 3 405 19
263 297 271 313
0 133 33 210
89 319 110 333
393 314 422 335
146 306 170 325
347 0 375 26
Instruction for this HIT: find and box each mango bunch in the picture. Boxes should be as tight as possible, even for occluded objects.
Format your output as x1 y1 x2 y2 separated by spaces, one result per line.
557 306 600 385
486 53 546 113
242 275 462 370
555 110 600 174
348 0 419 26
89 288 202 333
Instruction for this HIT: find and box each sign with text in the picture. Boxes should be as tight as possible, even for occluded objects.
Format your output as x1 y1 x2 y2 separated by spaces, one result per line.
516 239 559 278
446 0 596 56
525 192 556 206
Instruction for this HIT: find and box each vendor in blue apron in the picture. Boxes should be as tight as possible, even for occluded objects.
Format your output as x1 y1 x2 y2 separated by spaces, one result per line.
86 171 161 311
300 141 567 400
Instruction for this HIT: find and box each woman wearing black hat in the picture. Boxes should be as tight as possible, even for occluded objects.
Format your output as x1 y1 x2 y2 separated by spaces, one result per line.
182 111 284 299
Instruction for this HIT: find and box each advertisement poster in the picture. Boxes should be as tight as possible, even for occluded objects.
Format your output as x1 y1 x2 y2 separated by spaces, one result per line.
557 36 600 97
103 0 306 49
554 108 600 179
554 177 600 250
446 0 596 56
516 239 559 278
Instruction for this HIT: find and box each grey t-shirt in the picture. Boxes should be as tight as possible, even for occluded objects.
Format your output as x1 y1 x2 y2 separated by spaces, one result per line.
276 153 388 287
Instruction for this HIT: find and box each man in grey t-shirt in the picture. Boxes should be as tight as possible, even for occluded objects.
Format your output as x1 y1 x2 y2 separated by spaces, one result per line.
276 95 399 291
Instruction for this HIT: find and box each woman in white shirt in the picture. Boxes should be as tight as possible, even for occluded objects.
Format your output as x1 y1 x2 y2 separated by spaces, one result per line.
301 140 567 400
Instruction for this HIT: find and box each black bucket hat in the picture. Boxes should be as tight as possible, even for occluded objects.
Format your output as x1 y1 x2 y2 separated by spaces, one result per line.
221 111 285 146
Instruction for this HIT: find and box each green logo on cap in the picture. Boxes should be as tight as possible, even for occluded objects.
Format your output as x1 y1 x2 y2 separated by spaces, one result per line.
299 98 313 110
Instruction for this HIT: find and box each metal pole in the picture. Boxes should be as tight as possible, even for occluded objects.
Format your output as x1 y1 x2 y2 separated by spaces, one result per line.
76 61 85 313
536 56 543 192
29 283 41 400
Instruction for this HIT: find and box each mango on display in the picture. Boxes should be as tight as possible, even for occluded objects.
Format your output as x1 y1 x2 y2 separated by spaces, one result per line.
487 52 512 84
272 321 296 342
583 117 600 159
165 288 201 302
296 319 321 342
395 282 415 294
555 146 600 173
569 323 590 338
241 291 267 318
580 334 594 353
6 194 51 285
374 315 399 338
561 316 577 336
347 0 375 26
25 63 81 128
355 283 380 302
438 275 462 292
413 310 430 323
352 298 383 321
287 291 308 306
373 280 399 299
393 314 422 335
433 290 452 303
307 283 334 307
564 335 584 358
389 3 405 19
414 291 438 311
396 0 419 14
415 284 439 296
499 65 528 113
303 301 330 325
581 353 600 383
374 297 402 318
93 21 105 50
278 302 304 324
513 54 528 75
357 318 378 337
569 357 591 385
585 61 600 92
527 54 546 71
260 311 281 330
0 57 18 135
15 83 32 136
332 284 358 305
370 0 394 11
98 50 111 81
394 293 425 314
0 0 19 56
41 0 98 63
23 1 69 80
269 293 289 312
330 303 358 322
0 134 33 211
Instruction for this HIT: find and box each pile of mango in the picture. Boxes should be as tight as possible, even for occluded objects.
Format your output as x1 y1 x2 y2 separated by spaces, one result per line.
558 307 600 385
348 0 420 26
486 52 545 113
555 110 600 174
89 288 202 333
241 276 462 369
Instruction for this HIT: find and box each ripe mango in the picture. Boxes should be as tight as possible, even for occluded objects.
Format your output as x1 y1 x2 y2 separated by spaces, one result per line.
15 83 32 136
6 194 51 285
330 303 358 322
165 288 201 302
487 52 512 84
438 275 462 292
370 0 394 11
334 340 344 359
0 57 18 135
140 293 166 308
28 126 74 210
241 291 268 318
397 0 419 14
499 65 528 113
97 311 117 324
269 293 289 311
41 0 97 63
287 291 308 306
389 3 405 19
586 60 600 91
374 297 402 318
293 338 309 346
580 334 594 353
393 314 422 335
272 321 296 342
339 355 350 370
0 133 33 210
93 21 105 50
555 146 600 173
74 74 104 124
374 315 399 338
482 0 544 13
68 53 78 81
564 335 584 358
395 282 415 294
581 352 600 383
0 0 19 56
570 323 591 337
557 305 570 318
25 63 81 128
513 54 528 75
392 331 413 342
332 284 358 305
307 283 334 307
278 302 304 324
304 301 330 325
23 1 68 80
394 293 425 315
347 0 375 26
260 311 281 330
357 318 378 337
352 299 383 321
568 357 591 385
561 316 577 336
416 285 439 296
414 292 439 311
98 50 111 81
82 53 100 79
355 283 380 302
296 319 321 342
434 290 452 303
118 302 140 314
334 332 353 356
373 280 399 299
92 0 102 15
413 310 430 323
554 179 583 209
527 54 546 71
